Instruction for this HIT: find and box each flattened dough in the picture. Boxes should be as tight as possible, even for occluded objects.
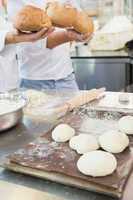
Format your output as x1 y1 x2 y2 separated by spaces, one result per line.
118 116 133 135
99 130 129 153
77 150 117 177
69 134 99 154
52 124 75 142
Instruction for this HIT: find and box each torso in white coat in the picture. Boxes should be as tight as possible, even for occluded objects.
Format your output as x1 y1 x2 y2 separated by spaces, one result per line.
7 0 80 81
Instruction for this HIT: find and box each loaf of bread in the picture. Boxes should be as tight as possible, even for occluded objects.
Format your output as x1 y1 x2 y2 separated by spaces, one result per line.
46 2 94 34
74 11 94 34
46 2 77 28
14 5 52 32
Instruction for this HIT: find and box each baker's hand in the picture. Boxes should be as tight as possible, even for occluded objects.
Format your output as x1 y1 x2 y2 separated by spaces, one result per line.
66 28 93 42
18 27 54 42
5 27 54 44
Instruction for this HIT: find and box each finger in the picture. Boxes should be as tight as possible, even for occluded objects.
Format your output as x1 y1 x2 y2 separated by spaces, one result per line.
86 32 93 37
41 27 55 39
66 27 75 31
47 27 55 34
33 28 51 39
37 28 49 36
75 33 86 42
74 32 90 42
82 33 93 40
17 30 24 34
25 29 48 42
76 37 84 42
16 30 28 36
41 27 55 35
67 28 81 34
31 28 51 41
79 35 93 43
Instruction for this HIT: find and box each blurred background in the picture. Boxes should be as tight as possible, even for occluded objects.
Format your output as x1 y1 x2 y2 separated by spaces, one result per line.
73 0 133 92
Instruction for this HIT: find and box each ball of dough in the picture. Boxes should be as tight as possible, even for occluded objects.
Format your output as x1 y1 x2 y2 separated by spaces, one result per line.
52 124 75 142
77 150 117 177
69 134 99 154
99 130 129 153
118 116 133 135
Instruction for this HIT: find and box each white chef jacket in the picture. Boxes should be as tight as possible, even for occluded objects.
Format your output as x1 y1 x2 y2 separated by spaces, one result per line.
0 17 19 92
5 0 80 81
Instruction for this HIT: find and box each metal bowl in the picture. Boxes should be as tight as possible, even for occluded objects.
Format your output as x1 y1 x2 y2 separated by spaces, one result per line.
0 92 27 132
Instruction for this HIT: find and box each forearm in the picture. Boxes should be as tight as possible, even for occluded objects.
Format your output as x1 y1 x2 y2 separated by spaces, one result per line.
5 28 54 45
5 32 29 45
47 30 72 49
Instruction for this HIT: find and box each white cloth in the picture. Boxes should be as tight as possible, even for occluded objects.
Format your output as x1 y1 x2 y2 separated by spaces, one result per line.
6 0 80 81
0 17 19 92
90 16 133 51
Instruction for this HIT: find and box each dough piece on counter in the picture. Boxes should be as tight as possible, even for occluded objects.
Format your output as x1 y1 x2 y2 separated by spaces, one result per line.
77 150 117 177
99 130 129 153
118 116 133 135
52 124 75 142
69 134 99 154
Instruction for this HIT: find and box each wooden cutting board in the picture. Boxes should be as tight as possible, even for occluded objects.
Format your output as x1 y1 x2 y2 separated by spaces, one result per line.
4 111 133 199
4 161 123 198
3 161 133 200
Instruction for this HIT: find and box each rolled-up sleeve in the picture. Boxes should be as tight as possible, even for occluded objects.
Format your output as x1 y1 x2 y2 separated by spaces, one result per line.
37 37 52 51
41 37 49 49
0 16 13 52
0 30 9 52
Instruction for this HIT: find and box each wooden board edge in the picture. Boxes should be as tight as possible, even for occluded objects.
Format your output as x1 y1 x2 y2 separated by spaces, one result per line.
3 162 122 198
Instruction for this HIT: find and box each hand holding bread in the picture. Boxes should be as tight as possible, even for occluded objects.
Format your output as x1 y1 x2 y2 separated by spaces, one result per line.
14 2 94 36
46 1 94 34
66 29 92 42
5 27 54 45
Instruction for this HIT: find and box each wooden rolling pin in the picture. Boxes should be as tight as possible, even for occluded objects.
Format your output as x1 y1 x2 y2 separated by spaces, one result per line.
55 87 106 114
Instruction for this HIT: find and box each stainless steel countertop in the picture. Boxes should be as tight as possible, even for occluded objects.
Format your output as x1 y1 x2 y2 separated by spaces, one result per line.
0 117 115 200
0 180 64 200
1 92 133 200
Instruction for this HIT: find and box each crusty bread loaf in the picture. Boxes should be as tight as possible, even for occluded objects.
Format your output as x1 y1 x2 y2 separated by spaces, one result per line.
46 2 77 28
46 2 94 34
14 5 52 32
74 11 94 34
